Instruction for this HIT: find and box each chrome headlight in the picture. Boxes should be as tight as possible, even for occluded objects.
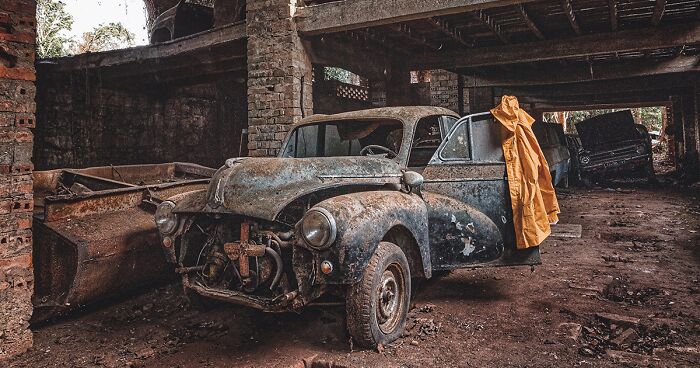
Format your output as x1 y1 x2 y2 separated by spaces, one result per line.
155 201 178 235
580 155 591 165
300 208 337 250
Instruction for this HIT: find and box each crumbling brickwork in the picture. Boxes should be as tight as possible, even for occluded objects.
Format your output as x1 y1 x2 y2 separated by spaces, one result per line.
0 0 35 360
34 69 247 170
246 0 313 157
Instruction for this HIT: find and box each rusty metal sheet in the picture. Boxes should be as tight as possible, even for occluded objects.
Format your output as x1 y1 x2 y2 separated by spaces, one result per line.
31 162 214 322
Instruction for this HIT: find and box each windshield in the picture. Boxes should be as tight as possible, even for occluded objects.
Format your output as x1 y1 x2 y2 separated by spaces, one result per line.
281 119 404 158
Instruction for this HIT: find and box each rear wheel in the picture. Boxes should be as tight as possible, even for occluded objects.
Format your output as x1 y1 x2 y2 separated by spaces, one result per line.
346 242 411 348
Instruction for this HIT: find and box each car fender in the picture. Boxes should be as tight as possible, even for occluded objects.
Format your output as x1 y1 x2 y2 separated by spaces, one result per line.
313 190 430 284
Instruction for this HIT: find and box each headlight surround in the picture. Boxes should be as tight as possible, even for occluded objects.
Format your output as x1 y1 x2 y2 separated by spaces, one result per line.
579 155 591 165
635 145 646 154
300 208 337 250
155 201 178 235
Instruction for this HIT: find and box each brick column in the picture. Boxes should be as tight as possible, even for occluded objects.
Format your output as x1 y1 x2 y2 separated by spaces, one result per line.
0 0 35 360
246 0 312 157
429 70 459 112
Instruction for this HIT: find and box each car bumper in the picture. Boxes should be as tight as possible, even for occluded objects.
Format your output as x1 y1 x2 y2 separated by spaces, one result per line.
580 154 650 175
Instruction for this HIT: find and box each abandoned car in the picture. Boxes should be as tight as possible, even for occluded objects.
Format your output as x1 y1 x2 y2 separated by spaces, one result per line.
532 121 571 187
155 107 543 348
573 110 655 183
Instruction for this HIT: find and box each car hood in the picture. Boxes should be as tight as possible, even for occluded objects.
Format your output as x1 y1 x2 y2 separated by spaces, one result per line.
178 157 403 221
576 111 642 151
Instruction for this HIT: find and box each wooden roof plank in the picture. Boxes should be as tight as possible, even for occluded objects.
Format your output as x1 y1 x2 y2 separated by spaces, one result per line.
561 0 583 35
410 22 700 69
652 0 667 25
514 4 545 40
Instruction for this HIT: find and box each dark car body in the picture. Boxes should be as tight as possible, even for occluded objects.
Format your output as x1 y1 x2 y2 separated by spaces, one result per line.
573 110 654 181
155 107 543 347
532 122 571 187
149 1 214 44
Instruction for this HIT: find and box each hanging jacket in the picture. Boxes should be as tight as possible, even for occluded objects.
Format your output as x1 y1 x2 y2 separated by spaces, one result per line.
491 95 560 249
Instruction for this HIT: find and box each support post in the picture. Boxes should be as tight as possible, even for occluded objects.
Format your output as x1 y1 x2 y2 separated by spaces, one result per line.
246 0 313 157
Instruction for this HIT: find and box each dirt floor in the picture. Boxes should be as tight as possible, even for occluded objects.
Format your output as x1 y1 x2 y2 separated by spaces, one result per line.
8 179 700 368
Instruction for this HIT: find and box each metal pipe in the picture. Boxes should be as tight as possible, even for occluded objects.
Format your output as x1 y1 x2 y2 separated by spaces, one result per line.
265 246 284 291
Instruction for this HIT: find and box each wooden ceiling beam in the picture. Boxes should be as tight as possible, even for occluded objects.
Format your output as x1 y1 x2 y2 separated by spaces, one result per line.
514 4 545 40
461 55 700 87
409 22 700 69
295 0 540 35
426 17 472 47
393 24 443 51
561 0 582 35
608 0 618 32
477 10 510 43
652 0 666 26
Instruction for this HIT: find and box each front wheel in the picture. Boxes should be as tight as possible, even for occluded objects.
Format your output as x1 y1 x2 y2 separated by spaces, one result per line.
346 242 411 348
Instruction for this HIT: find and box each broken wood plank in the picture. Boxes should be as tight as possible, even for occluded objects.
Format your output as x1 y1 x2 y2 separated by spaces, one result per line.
550 223 582 238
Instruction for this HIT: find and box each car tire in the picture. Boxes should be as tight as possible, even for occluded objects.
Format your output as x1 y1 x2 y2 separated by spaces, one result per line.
346 242 411 349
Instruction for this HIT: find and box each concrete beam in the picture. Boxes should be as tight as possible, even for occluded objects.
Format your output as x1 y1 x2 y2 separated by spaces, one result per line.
42 22 246 71
295 0 537 35
410 22 700 69
463 55 700 87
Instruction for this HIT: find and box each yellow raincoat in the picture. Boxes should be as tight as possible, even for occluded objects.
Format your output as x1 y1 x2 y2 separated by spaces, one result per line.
491 96 560 249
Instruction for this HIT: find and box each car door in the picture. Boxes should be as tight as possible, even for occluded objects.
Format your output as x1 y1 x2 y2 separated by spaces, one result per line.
420 113 540 270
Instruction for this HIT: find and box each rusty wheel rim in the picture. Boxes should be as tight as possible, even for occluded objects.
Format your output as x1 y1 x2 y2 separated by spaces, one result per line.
376 263 405 334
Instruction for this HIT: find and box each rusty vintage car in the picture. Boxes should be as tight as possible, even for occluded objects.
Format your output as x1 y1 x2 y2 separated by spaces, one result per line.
156 107 542 348
573 110 655 184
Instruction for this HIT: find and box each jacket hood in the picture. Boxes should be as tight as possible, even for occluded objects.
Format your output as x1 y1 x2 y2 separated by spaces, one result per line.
186 157 403 221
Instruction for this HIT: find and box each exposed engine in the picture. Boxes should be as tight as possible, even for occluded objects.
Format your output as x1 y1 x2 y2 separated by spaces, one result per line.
177 217 304 302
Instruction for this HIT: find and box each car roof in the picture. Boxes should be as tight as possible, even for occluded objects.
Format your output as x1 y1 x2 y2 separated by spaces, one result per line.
295 106 459 128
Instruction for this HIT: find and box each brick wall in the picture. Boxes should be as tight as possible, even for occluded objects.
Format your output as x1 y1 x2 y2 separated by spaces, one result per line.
0 0 35 360
429 70 459 112
246 0 313 157
34 69 247 170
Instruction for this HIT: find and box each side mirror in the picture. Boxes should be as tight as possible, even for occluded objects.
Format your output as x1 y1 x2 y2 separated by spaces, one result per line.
402 171 424 194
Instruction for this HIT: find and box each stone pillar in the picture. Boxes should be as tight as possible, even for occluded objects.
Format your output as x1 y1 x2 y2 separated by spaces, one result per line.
0 0 35 360
246 0 312 157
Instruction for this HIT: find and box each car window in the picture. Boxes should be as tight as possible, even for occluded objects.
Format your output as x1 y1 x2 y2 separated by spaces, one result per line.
408 115 444 167
282 120 403 158
439 120 471 161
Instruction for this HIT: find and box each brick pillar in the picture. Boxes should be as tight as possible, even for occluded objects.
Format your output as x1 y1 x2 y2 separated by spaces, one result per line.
385 61 411 106
464 86 495 114
246 0 312 157
0 0 35 360
429 70 459 112
694 81 700 181
682 91 699 181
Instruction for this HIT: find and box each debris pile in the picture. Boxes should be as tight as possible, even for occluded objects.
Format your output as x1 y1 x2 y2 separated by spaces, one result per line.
602 278 661 305
578 312 686 358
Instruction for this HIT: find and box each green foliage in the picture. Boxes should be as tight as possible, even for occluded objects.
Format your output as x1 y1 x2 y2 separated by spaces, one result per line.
324 67 353 84
71 22 135 54
543 107 665 134
36 0 74 58
37 1 135 57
